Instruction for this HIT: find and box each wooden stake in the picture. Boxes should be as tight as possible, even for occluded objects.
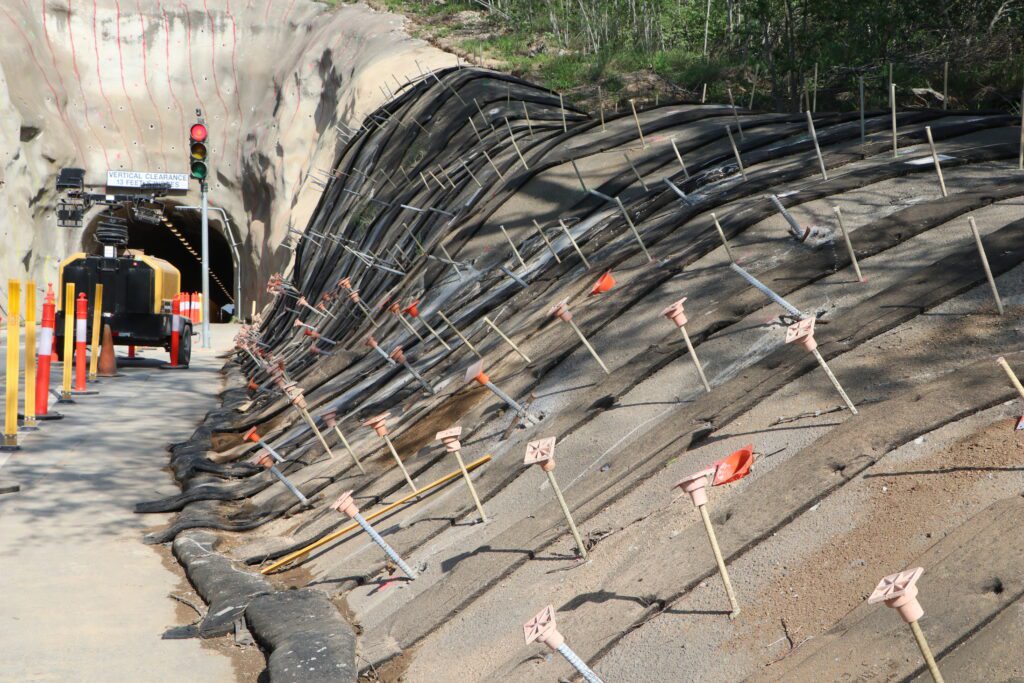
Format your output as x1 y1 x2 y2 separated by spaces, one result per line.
943 61 949 110
996 357 1024 402
925 126 948 197
547 469 588 558
437 310 481 357
559 219 590 269
859 76 866 148
710 212 735 263
569 158 588 193
624 151 649 191
460 159 483 187
614 196 653 262
382 433 418 494
559 93 568 132
484 315 531 363
806 111 828 181
522 101 534 138
891 82 898 158
504 117 529 170
831 206 864 282
670 138 690 179
968 216 1004 315
482 149 505 180
500 225 528 270
628 98 647 147
727 87 744 140
725 126 748 180
598 85 606 131
812 62 818 112
532 219 562 263
698 503 740 617
748 65 759 109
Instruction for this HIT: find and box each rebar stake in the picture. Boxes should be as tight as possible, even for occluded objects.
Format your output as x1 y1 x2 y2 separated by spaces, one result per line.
524 437 587 559
868 567 944 683
243 428 311 507
365 335 398 366
331 492 418 579
436 427 488 523
549 300 609 374
661 298 711 392
390 346 434 395
785 318 858 414
523 605 604 683
465 360 537 424
363 413 418 494
322 410 365 473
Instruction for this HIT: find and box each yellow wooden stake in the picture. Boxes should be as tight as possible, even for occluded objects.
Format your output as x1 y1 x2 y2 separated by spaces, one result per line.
261 455 492 574
23 284 37 430
61 282 75 402
88 284 104 380
3 280 21 449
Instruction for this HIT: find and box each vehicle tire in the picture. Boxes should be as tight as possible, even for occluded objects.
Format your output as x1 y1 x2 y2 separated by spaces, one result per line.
178 325 192 367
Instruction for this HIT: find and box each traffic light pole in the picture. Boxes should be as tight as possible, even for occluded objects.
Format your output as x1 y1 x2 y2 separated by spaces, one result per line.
200 181 211 348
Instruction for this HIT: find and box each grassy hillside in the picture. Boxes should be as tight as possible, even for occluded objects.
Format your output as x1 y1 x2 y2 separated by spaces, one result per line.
338 0 1023 114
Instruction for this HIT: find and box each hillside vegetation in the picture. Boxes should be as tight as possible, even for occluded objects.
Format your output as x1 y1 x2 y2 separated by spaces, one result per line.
351 0 1024 112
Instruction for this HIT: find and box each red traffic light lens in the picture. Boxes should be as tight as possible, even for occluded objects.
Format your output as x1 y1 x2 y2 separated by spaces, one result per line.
189 123 208 142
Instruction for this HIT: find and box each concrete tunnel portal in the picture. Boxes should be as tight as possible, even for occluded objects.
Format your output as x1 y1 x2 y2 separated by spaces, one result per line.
81 202 237 320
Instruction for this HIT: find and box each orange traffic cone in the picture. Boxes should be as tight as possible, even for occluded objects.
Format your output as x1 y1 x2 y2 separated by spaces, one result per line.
97 324 118 377
589 270 616 295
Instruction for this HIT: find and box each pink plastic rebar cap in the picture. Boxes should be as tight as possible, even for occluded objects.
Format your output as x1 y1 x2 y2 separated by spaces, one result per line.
338 277 353 290
673 466 716 507
363 412 391 437
868 567 925 623
548 299 573 322
784 317 817 352
284 384 307 409
298 296 310 307
348 290 361 303
436 426 462 452
464 359 490 386
322 410 338 428
365 335 379 349
388 302 402 315
523 605 564 650
330 491 360 518
524 436 557 472
660 298 689 328
390 346 406 364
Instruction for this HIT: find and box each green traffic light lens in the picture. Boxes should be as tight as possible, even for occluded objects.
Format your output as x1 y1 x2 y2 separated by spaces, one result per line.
190 160 208 179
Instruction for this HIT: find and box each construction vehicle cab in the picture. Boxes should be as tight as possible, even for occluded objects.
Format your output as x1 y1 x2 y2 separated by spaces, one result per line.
55 250 191 367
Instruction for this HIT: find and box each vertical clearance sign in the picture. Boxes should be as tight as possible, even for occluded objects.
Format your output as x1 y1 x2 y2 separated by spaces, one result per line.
106 170 189 191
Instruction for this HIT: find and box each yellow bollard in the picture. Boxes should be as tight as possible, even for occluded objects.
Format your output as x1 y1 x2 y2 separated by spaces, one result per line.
88 284 104 380
60 282 75 403
2 280 21 451
23 284 37 431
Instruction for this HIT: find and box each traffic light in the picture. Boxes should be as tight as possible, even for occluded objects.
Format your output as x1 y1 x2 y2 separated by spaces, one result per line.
189 120 208 181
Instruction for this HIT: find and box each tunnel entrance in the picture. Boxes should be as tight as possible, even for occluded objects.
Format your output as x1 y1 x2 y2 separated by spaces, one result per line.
82 202 236 321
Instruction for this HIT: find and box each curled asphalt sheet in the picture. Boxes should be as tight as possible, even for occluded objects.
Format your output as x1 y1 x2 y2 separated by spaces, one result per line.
137 66 1024 679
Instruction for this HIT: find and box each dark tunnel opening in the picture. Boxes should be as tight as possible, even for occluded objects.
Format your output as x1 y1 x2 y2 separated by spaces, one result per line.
82 203 236 321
